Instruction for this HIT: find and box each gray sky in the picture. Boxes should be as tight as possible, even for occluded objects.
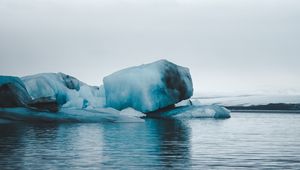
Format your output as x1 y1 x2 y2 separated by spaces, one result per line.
0 0 300 95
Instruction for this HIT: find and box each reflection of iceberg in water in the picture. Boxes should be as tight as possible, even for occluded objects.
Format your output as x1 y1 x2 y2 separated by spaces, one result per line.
0 119 192 169
100 119 192 169
0 123 25 168
0 123 105 169
151 119 191 169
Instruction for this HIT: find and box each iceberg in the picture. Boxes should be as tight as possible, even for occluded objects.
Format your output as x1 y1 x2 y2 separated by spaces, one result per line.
0 76 61 112
0 60 231 123
0 76 32 107
0 73 147 123
21 73 105 109
103 60 193 113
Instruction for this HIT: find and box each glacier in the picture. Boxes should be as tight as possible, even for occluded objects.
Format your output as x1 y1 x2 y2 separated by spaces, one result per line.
103 60 193 113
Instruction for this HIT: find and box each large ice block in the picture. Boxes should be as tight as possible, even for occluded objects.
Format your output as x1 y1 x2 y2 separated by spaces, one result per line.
103 60 193 112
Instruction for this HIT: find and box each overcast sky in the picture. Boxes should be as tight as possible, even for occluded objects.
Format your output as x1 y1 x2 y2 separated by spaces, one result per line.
0 0 299 95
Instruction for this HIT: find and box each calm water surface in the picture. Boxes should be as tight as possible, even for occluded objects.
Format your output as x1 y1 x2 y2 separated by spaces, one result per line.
0 112 300 169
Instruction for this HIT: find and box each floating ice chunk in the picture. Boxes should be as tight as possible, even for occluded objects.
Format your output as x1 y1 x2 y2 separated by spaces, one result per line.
0 76 32 107
147 105 231 119
103 59 193 112
21 73 105 109
211 105 231 118
173 105 230 119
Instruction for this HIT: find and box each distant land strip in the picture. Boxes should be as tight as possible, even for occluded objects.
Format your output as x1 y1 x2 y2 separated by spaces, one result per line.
226 103 300 113
228 110 300 113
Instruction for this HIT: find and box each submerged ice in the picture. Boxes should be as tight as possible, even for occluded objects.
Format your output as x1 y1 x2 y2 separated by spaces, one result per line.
0 107 145 123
